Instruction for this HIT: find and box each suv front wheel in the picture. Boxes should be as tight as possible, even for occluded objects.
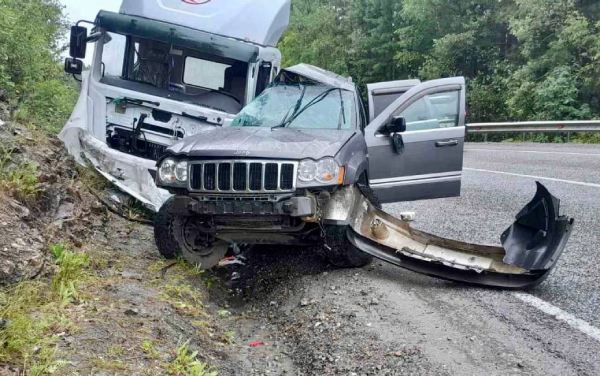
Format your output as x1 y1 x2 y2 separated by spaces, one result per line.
154 198 228 269
323 225 373 268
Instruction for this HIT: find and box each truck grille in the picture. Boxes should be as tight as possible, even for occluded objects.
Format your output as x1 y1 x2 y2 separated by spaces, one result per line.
190 160 297 193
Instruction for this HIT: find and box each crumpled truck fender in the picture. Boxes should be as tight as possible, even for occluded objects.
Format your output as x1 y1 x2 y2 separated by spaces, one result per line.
58 73 170 212
344 183 574 289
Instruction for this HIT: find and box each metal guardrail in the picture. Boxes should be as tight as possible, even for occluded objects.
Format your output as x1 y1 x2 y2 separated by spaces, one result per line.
466 120 600 134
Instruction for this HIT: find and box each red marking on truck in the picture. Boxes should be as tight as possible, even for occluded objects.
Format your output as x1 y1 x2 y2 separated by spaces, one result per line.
182 0 211 4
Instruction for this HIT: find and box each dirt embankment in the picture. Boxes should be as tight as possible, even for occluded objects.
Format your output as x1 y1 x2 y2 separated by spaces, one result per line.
0 117 242 375
0 114 437 375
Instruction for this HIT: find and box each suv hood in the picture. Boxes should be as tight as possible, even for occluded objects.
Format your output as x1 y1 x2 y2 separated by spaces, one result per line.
166 127 356 160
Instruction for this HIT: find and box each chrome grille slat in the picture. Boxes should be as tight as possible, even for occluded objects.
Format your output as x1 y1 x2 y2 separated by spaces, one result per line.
189 160 297 193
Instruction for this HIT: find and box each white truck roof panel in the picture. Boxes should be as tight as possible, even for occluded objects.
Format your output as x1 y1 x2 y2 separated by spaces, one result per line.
119 0 291 47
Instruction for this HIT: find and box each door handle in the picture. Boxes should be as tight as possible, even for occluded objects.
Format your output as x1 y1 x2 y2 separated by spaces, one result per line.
435 139 459 147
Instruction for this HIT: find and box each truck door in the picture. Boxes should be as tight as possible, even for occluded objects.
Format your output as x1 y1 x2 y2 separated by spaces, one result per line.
365 77 466 203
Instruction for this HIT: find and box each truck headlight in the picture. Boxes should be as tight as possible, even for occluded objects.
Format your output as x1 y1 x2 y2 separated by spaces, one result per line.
158 158 188 186
298 158 344 186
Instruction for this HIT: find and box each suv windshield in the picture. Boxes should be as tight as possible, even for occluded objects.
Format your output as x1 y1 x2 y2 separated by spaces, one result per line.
231 83 355 129
100 32 248 114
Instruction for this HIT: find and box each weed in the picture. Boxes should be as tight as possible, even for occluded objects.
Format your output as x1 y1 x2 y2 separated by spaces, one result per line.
167 341 217 376
0 280 71 374
124 197 154 222
91 357 129 372
141 339 160 359
0 243 91 372
77 165 111 191
107 344 125 357
1 162 40 202
217 309 231 318
50 243 90 303
161 282 206 317
222 331 235 345
0 141 16 172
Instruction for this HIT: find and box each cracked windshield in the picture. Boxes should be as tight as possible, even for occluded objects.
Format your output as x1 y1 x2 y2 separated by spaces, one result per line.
232 84 355 129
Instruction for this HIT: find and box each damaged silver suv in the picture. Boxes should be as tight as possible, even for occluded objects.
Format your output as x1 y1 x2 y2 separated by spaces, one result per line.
153 64 573 289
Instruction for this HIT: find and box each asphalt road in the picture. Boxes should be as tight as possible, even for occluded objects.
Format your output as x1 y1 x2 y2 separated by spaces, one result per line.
228 142 600 375
385 142 600 328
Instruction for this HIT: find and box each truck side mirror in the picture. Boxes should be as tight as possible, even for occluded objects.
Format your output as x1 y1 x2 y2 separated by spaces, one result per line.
64 57 83 75
383 116 407 134
69 26 88 58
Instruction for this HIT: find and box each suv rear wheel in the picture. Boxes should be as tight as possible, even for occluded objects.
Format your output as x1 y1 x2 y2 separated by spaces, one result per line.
154 198 228 269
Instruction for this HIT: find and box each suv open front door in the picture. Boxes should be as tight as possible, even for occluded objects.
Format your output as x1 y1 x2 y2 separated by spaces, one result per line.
350 77 574 288
365 77 466 203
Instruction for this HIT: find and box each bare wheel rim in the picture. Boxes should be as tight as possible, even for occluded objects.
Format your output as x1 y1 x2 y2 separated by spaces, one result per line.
175 217 228 268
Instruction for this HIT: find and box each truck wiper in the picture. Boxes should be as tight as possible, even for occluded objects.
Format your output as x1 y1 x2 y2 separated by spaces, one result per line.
112 97 160 107
181 112 222 126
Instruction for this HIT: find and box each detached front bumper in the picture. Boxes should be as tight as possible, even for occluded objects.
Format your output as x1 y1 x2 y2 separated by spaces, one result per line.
346 183 574 289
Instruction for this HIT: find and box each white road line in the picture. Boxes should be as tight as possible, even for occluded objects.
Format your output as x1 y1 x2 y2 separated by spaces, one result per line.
513 293 600 343
466 148 600 157
464 167 600 188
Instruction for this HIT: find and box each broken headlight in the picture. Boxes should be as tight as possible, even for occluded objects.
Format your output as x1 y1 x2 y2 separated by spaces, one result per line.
158 158 188 187
297 158 345 187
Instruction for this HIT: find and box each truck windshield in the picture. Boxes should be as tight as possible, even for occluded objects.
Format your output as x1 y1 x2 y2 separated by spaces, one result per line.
100 32 248 114
231 84 355 129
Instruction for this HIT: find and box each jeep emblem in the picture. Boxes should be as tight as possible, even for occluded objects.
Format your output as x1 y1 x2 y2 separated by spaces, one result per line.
234 150 251 156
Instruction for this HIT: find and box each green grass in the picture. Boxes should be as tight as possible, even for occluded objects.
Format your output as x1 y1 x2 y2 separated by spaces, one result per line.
141 339 160 359
0 141 40 202
50 243 90 303
0 244 90 373
167 342 217 376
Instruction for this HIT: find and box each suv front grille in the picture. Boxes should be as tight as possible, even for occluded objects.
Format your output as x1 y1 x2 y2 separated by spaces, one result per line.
189 160 297 193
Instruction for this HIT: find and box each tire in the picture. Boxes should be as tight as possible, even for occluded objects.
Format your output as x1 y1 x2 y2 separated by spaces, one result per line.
154 198 180 259
154 198 228 269
323 225 373 268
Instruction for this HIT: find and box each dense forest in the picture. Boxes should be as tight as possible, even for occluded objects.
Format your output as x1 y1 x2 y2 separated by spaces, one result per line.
0 0 598 137
279 0 600 126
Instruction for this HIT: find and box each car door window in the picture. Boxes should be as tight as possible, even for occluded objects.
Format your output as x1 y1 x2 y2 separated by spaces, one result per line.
399 90 460 131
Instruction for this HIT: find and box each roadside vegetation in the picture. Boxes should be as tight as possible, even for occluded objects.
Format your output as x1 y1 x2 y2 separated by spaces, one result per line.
0 0 77 133
0 244 89 374
279 0 600 142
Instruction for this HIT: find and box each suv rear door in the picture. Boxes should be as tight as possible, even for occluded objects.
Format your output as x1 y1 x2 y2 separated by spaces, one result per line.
365 77 466 203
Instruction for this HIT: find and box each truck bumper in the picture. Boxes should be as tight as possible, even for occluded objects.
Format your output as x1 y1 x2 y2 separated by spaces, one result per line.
60 127 171 212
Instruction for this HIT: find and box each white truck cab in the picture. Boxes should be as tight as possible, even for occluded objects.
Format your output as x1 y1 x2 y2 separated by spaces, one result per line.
60 0 290 210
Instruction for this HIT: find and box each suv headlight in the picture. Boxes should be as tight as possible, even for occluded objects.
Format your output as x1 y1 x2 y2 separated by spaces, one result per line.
297 158 344 186
158 158 188 186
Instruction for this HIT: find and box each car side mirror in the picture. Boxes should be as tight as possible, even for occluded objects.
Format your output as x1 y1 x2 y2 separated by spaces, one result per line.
69 25 88 58
383 116 406 134
64 57 83 75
